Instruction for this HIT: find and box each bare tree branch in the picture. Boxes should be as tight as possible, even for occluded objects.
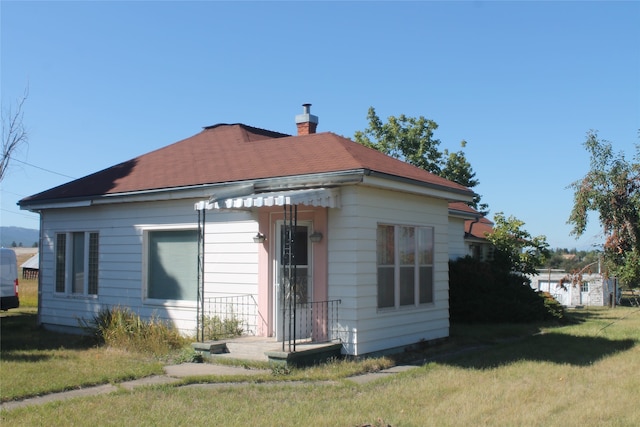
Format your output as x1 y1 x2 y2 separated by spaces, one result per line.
1 87 29 182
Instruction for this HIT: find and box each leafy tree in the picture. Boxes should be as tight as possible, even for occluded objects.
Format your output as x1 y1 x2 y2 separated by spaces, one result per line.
568 131 640 287
543 248 601 272
354 106 443 174
1 88 29 182
486 212 550 276
354 107 486 209
442 140 487 212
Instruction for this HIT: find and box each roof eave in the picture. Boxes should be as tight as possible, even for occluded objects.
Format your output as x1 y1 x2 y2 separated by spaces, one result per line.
363 171 475 203
18 170 368 211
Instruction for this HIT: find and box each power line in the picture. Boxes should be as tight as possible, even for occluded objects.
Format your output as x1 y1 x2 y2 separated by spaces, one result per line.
9 157 77 179
0 207 39 220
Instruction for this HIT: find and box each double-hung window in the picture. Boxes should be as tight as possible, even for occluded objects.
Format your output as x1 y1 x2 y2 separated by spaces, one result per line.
377 224 434 309
145 229 198 302
55 232 99 296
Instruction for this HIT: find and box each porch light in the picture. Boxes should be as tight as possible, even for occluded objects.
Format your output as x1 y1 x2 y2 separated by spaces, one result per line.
309 231 323 243
253 232 266 243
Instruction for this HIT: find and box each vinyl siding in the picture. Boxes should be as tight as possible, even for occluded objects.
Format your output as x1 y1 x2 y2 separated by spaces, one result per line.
38 199 259 334
38 183 457 355
448 217 467 260
328 185 450 355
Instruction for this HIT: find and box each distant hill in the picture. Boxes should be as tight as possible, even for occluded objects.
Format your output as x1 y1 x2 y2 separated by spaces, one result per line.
0 226 39 248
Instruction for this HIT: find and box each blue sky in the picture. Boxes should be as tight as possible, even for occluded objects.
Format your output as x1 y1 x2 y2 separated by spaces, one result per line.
1 1 638 250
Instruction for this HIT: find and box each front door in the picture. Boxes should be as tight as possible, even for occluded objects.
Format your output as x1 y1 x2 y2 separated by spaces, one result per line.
274 221 312 341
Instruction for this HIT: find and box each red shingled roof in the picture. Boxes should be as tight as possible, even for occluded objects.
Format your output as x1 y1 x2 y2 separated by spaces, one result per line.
20 123 472 204
466 217 494 239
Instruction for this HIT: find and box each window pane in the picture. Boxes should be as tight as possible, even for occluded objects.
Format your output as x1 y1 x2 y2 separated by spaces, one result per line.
399 266 415 306
418 227 433 264
419 266 433 304
399 226 415 264
281 226 308 266
148 230 198 301
295 267 309 303
88 233 99 295
55 234 66 293
377 225 394 265
72 232 85 294
377 267 395 308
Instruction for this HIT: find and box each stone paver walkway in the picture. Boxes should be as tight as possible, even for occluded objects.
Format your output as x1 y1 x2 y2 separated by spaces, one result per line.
1 362 400 411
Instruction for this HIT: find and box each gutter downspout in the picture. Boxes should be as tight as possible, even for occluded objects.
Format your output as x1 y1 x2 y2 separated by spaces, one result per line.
467 216 481 237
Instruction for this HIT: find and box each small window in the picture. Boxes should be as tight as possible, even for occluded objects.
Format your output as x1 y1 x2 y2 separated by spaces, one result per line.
581 282 589 293
377 224 434 309
55 232 99 296
146 229 198 301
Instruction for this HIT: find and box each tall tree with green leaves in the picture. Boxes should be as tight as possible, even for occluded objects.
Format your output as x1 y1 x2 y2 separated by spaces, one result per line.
487 212 550 276
354 106 443 174
442 140 487 212
567 131 640 287
354 106 486 210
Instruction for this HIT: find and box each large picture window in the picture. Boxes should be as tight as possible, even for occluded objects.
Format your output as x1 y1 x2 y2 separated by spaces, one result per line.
146 229 198 301
55 231 99 296
377 224 433 309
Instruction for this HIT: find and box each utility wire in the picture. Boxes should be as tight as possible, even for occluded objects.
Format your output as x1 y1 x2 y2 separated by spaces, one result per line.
9 157 77 179
0 207 38 220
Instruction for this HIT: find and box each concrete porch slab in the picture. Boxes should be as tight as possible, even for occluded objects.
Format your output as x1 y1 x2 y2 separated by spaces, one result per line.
192 336 343 366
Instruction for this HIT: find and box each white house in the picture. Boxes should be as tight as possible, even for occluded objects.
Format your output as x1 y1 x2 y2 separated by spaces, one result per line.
529 269 612 307
448 202 493 261
19 105 475 357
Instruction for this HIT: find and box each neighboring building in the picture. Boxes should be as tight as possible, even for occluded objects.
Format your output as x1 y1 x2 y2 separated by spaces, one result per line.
21 253 39 279
19 105 475 357
448 202 493 261
529 269 611 307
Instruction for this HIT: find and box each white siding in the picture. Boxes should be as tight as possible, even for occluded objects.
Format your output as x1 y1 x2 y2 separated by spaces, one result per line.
328 185 450 356
529 271 608 307
38 199 259 335
38 183 459 355
202 217 260 299
448 216 467 260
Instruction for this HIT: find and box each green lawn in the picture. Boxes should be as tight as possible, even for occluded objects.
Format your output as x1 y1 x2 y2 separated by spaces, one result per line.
2 307 639 426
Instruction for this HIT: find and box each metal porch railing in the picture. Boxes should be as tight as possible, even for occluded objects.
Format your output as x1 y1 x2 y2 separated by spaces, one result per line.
200 295 341 349
203 294 259 339
282 299 342 351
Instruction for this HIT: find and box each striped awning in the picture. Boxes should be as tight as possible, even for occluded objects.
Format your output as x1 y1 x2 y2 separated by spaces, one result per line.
195 188 341 211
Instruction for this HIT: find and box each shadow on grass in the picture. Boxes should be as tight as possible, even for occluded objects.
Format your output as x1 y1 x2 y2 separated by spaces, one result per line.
442 332 636 369
1 310 94 362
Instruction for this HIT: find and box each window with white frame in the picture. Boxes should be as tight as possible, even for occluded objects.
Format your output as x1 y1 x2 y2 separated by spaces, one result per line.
55 231 99 296
377 224 434 309
581 282 589 293
145 229 198 301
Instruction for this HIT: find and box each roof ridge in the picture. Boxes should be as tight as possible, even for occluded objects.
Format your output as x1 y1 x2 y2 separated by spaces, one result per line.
203 123 290 139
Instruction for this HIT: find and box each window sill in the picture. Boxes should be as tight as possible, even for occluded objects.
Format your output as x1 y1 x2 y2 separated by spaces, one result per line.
376 303 435 314
53 293 98 300
143 299 197 309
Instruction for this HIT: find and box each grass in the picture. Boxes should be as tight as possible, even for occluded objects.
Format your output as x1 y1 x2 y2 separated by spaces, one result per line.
3 269 639 424
15 251 38 308
0 308 165 402
2 307 639 426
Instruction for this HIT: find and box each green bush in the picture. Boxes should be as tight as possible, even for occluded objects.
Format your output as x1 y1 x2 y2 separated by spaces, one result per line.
80 306 190 356
201 315 244 341
449 257 565 323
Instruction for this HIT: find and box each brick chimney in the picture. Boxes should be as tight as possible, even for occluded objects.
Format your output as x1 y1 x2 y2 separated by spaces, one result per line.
295 103 319 135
